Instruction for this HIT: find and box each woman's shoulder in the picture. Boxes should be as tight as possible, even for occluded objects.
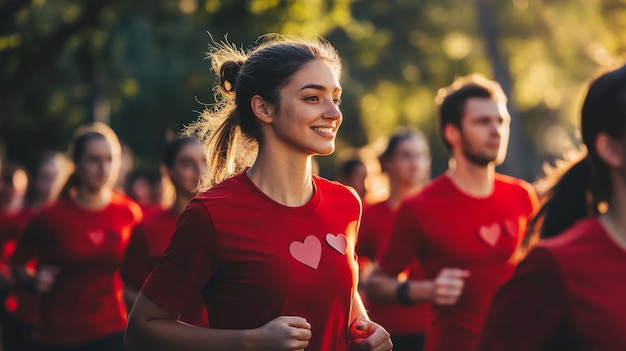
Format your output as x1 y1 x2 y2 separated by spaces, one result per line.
111 191 143 222
20 199 72 231
314 175 360 202
195 172 250 203
536 217 604 258
32 198 71 218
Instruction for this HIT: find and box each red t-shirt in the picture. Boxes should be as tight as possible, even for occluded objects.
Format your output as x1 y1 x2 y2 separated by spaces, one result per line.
121 207 208 327
0 209 33 262
378 174 537 351
121 208 178 289
142 172 361 351
478 218 626 351
0 208 39 324
11 193 142 346
357 200 433 335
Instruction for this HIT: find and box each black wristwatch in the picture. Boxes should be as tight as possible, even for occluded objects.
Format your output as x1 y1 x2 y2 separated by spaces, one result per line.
396 281 413 306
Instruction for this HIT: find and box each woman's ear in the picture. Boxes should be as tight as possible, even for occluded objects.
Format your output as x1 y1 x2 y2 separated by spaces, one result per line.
595 132 625 169
251 95 274 125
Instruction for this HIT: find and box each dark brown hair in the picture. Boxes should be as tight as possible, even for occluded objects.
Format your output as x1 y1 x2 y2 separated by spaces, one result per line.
435 73 507 151
186 35 342 190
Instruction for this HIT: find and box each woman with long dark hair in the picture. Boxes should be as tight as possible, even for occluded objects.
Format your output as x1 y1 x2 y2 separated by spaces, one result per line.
479 64 626 350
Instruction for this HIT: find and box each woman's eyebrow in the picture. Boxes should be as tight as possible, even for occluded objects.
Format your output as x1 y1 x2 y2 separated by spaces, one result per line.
299 84 342 93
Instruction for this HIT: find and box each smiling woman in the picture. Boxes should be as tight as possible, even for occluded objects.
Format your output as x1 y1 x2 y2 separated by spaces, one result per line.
186 35 344 190
124 35 393 351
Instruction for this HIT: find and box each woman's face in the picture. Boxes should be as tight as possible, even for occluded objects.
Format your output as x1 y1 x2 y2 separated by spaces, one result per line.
168 142 207 195
75 137 117 192
347 163 368 199
265 60 343 157
0 168 28 206
385 136 431 188
34 159 62 201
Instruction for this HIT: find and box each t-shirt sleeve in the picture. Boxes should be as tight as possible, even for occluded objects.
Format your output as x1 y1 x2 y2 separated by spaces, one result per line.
10 214 49 265
376 202 424 275
356 212 376 262
478 246 566 351
140 200 219 314
120 224 152 289
525 184 539 219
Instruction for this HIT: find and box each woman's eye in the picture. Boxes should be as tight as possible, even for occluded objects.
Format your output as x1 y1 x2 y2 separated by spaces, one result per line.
333 98 342 105
305 96 319 102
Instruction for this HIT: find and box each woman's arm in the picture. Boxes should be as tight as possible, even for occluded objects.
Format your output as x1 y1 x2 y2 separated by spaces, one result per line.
125 292 312 351
124 286 140 311
348 291 392 351
477 247 566 351
9 217 60 294
350 290 368 322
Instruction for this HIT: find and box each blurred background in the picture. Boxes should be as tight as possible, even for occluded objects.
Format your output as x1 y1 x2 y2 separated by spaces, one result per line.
1 0 625 182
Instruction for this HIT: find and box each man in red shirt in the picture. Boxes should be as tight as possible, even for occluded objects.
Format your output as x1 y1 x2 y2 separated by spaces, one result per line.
366 74 537 351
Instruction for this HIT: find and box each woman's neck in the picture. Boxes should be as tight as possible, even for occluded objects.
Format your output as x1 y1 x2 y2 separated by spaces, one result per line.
74 187 112 210
246 149 314 207
171 192 194 214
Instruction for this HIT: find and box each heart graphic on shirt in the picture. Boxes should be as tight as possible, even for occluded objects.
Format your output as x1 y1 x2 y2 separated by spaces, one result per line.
88 230 105 245
478 223 501 247
503 219 519 238
289 235 322 269
326 234 347 255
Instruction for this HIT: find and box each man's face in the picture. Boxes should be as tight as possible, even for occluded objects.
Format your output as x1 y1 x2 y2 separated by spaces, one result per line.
457 97 511 166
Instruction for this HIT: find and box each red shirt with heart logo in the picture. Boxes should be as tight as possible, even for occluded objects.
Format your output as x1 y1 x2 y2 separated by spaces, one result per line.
478 217 626 351
377 173 537 351
357 200 434 335
141 172 361 350
11 192 142 346
120 207 208 327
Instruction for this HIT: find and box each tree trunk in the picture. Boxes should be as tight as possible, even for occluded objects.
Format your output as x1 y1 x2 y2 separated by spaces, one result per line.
475 0 529 180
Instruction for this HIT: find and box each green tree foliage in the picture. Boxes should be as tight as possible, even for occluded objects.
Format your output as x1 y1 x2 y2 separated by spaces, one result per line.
1 0 624 180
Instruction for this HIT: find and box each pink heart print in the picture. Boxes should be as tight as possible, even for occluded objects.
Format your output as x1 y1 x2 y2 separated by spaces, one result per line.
478 223 501 247
326 234 347 255
88 230 104 245
289 235 322 269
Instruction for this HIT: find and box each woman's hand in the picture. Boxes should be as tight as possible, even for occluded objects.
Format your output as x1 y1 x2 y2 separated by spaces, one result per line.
34 265 60 293
246 316 312 351
349 317 392 351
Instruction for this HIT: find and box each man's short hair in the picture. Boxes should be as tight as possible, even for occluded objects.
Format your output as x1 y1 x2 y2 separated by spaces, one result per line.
435 73 507 151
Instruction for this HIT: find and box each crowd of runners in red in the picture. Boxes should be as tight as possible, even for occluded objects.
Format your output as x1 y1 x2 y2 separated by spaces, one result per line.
1 35 625 351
